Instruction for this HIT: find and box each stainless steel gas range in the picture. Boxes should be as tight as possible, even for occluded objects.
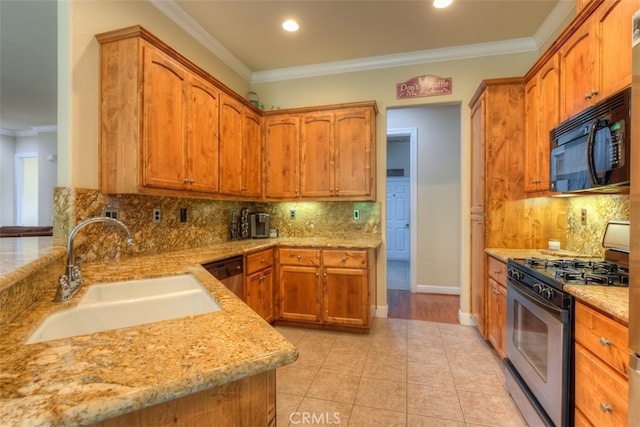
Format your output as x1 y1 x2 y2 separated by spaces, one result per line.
504 221 630 427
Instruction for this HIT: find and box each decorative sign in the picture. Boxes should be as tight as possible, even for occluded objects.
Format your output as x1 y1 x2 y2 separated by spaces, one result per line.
396 75 452 99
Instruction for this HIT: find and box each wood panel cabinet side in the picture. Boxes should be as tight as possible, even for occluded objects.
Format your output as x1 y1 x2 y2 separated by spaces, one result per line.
99 37 142 194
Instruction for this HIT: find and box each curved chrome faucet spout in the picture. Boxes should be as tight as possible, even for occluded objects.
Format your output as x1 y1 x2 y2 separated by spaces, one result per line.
56 216 134 302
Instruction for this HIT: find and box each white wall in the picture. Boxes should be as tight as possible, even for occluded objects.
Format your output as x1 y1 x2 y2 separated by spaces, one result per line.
386 139 410 176
388 105 461 290
0 134 16 225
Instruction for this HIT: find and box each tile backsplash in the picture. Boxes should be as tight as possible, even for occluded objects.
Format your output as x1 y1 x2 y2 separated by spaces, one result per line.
54 187 381 262
566 194 630 256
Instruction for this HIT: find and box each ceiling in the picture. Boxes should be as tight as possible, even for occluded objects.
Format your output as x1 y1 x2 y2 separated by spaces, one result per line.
0 0 572 134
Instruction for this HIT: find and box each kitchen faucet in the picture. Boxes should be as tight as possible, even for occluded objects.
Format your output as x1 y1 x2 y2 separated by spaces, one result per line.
55 216 134 302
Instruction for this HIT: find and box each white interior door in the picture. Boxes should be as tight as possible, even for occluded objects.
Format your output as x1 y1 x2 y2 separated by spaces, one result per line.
16 153 39 226
386 177 410 260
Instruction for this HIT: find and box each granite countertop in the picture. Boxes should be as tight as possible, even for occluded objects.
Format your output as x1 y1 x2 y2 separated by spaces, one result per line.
0 236 381 425
485 247 628 324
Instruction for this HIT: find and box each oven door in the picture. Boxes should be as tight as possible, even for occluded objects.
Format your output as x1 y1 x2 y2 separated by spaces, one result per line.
506 279 571 427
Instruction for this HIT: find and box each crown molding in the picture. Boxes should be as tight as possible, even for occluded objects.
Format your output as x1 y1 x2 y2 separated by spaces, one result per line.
0 125 58 137
149 0 253 82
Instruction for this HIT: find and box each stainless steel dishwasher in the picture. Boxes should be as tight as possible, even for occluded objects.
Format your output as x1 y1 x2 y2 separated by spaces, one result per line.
202 256 244 299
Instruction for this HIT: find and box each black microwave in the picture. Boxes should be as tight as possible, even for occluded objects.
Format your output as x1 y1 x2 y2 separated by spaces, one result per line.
550 88 631 193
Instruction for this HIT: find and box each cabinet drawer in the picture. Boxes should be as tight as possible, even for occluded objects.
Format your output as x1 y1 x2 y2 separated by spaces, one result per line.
487 256 506 284
246 249 274 275
278 248 321 266
575 343 628 426
575 301 630 377
323 250 368 268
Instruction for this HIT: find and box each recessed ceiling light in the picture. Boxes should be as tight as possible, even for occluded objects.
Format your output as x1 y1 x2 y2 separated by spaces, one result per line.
433 0 453 8
282 19 299 32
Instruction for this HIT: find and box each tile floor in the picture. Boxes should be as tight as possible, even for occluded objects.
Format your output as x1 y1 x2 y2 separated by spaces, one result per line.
275 319 527 426
387 260 410 290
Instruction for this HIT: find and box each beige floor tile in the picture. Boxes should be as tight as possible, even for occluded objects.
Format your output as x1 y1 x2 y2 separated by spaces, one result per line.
406 343 448 366
296 332 338 356
277 392 304 427
277 365 318 396
307 370 362 404
370 336 407 357
349 405 406 426
406 320 441 334
362 353 407 382
275 326 309 345
445 349 495 372
332 334 372 354
450 365 508 395
457 390 527 426
354 377 406 412
294 397 353 426
290 347 328 371
406 414 466 427
406 383 464 422
406 361 455 389
322 350 367 376
406 331 444 348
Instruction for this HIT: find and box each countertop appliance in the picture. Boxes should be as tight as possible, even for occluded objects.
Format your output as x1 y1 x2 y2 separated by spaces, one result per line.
201 256 244 299
250 213 270 239
505 221 629 427
629 11 640 425
550 88 631 193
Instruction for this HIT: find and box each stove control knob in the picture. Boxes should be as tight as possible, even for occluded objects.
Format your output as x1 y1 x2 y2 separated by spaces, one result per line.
509 269 523 281
542 287 554 299
533 283 543 294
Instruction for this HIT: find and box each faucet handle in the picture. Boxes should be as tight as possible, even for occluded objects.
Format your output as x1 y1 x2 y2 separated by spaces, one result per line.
71 265 84 284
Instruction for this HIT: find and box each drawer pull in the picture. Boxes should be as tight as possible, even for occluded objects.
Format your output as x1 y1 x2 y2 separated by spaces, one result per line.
342 256 347 261
260 258 265 263
600 402 613 413
599 337 612 347
297 255 302 260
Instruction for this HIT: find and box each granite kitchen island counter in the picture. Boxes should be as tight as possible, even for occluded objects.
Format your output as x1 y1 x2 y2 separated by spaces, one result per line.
0 236 382 425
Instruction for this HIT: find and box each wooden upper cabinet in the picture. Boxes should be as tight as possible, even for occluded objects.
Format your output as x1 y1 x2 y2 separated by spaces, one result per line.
559 13 599 119
186 74 220 194
141 47 189 191
597 0 639 98
300 113 334 198
334 108 375 198
219 95 262 197
266 102 377 201
470 95 485 213
265 116 300 198
525 54 559 195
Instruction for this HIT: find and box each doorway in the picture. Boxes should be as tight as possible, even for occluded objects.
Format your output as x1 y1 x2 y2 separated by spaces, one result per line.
15 153 39 225
386 128 417 293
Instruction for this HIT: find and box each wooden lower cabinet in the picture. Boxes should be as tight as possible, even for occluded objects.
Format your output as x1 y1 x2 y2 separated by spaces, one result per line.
94 370 276 426
245 249 275 323
485 255 507 357
574 301 630 426
277 247 375 330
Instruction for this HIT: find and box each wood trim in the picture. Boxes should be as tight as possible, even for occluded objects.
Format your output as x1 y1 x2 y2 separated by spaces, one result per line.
468 77 525 108
264 100 378 116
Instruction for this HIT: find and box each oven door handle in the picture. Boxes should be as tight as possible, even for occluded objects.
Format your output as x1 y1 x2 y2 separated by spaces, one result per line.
508 278 565 320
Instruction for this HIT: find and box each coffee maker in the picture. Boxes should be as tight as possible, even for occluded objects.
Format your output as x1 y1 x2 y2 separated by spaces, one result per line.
250 213 270 238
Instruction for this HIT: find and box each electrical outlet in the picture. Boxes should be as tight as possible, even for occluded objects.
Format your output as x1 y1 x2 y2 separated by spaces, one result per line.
153 208 161 223
102 208 118 225
290 209 296 220
353 209 360 220
581 208 587 225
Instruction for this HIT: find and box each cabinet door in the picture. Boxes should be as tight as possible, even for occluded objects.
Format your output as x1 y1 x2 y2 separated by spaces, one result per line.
246 267 274 323
470 96 485 213
524 77 540 194
560 15 599 119
487 277 506 358
598 0 638 99
142 47 188 190
243 110 263 197
470 215 485 336
265 116 300 198
537 55 560 192
300 113 334 198
334 108 373 197
219 95 244 195
279 265 321 322
187 74 219 194
323 267 368 326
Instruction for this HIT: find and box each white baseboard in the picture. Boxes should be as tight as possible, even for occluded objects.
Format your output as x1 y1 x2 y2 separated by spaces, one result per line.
376 305 388 317
458 310 475 326
414 284 460 295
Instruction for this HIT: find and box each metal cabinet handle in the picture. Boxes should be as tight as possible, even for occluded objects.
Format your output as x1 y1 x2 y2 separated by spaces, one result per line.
599 337 612 347
297 255 302 260
342 256 347 261
600 402 613 413
260 258 265 263
493 269 500 275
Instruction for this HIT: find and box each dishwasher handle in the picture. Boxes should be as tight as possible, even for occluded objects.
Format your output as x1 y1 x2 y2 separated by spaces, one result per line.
202 256 244 280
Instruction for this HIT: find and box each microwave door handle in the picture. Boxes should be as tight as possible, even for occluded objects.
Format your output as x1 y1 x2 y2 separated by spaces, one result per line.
586 118 599 185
